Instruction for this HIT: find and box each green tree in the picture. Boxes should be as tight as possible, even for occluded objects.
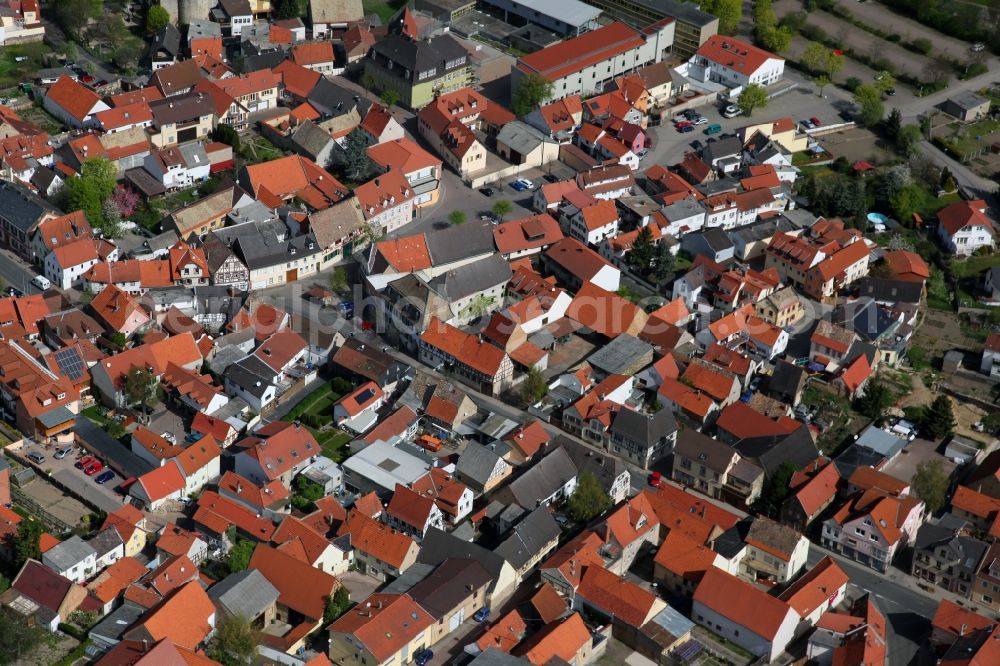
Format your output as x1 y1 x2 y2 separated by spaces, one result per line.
146 4 170 33
54 0 96 39
651 242 676 281
329 267 348 293
337 128 373 182
226 539 255 574
874 71 896 95
737 83 769 116
896 124 922 158
11 519 43 578
922 395 956 440
814 74 831 97
753 461 796 518
911 38 933 55
208 613 260 666
107 421 126 439
212 124 241 151
273 0 300 20
323 586 352 626
124 366 157 408
760 26 792 53
911 459 948 513
628 226 656 273
379 89 400 107
491 199 513 220
109 332 127 347
448 210 466 226
884 108 902 141
567 471 610 522
853 375 893 423
702 0 742 34
66 157 118 228
802 42 844 78
520 366 548 405
100 197 124 238
511 74 554 117
0 607 52 665
853 84 885 128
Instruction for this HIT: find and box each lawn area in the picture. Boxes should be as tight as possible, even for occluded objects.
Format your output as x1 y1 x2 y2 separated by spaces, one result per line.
285 381 343 423
926 267 953 311
0 41 52 89
82 406 110 427
307 427 352 462
951 253 1000 279
363 0 406 23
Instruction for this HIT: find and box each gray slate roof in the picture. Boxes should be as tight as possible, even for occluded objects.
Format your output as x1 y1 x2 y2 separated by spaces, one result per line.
208 569 280 618
426 220 497 266
557 436 628 495
90 601 146 645
455 443 505 486
43 535 96 571
88 527 124 559
495 506 560 570
586 334 653 375
0 180 58 233
502 446 577 509
407 559 492 619
610 406 676 448
427 254 512 303
417 529 510 594
370 33 468 84
224 354 279 398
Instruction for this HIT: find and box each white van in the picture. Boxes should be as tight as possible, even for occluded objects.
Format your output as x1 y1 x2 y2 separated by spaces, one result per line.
31 275 51 290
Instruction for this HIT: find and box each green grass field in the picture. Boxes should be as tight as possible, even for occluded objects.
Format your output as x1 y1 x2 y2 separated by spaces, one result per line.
364 0 406 23
951 253 1000 279
0 42 50 89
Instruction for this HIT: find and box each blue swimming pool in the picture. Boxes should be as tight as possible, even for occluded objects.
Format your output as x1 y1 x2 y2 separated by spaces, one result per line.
867 212 889 225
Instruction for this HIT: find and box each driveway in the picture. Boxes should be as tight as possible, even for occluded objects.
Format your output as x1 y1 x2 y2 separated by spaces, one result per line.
74 416 155 480
21 439 127 513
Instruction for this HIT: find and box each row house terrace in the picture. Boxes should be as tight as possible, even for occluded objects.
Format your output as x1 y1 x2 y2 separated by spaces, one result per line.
418 317 514 396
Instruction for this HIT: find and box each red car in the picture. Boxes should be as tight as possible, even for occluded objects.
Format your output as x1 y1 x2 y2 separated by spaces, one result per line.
810 116 822 127
76 456 95 470
83 461 104 476
674 120 692 128
80 74 95 84
649 471 662 488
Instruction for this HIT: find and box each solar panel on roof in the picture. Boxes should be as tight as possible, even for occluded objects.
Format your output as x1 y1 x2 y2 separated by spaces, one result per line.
353 387 377 405
673 640 702 663
53 347 86 381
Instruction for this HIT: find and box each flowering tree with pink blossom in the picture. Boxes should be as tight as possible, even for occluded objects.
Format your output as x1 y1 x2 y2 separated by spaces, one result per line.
111 185 140 218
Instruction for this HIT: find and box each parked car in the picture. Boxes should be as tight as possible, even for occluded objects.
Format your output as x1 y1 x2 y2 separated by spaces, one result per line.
479 186 495 196
517 178 535 189
54 446 74 460
83 462 104 476
972 42 986 52
636 148 649 159
692 116 708 125
95 470 116 485
704 124 722 135
510 180 528 192
26 451 45 464
690 139 704 151
674 119 691 127
886 88 896 96
649 471 662 488
415 650 433 666
721 104 740 118
6 286 22 297
76 456 95 470
474 608 491 622
810 116 822 127
679 125 694 133
801 119 815 129
543 173 560 183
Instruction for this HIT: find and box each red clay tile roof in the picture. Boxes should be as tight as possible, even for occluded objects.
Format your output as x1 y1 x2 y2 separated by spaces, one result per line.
273 59 321 99
715 402 800 440
194 490 276 541
529 582 568 624
882 250 929 282
420 317 509 377
272 514 335 565
847 466 908 496
493 213 564 255
503 419 550 458
47 75 102 122
938 200 995 238
327 593 434 662
360 405 418 446
931 598 993 637
696 35 783 75
695 567 794 641
292 42 335 66
517 22 648 82
236 421 320 481
567 282 646 338
654 529 718 583
129 580 215 650
136 464 185 502
952 485 1000 520
791 460 841 519
540 530 606 590
386 483 437 531
337 511 416 569
367 137 440 175
476 608 528 653
250 543 340 621
514 612 592 665
779 556 848 617
355 169 414 220
837 353 871 394
577 565 659 626
372 235 432 272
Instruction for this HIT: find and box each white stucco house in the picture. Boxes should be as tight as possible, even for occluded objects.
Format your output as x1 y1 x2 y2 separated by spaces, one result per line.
687 35 785 89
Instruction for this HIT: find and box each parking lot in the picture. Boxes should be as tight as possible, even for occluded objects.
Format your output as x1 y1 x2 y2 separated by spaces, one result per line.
21 439 127 514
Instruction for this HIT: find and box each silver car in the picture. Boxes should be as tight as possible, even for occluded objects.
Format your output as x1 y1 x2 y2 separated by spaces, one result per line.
54 446 74 460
